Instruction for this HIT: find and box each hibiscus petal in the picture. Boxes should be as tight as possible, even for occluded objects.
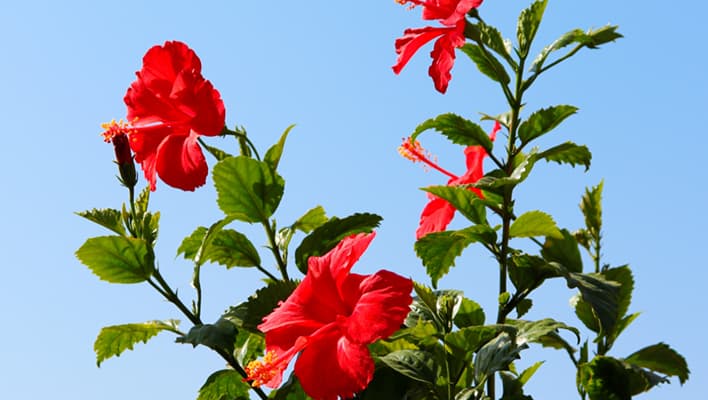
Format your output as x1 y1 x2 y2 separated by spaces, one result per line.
344 270 413 344
428 20 465 93
295 330 374 400
154 131 208 191
417 195 456 239
392 26 450 75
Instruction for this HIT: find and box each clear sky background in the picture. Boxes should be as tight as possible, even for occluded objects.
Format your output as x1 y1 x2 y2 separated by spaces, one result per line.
1 1 705 399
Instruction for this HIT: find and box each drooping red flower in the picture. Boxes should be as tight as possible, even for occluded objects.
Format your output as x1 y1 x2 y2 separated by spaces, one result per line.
102 41 226 191
399 121 500 239
392 0 484 93
245 232 413 400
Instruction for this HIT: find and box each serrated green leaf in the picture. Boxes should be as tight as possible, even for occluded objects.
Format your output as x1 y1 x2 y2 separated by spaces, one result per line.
625 343 690 385
531 28 586 72
515 299 532 318
537 141 592 171
176 318 238 353
380 350 437 385
475 332 526 382
76 208 126 235
461 43 510 84
541 229 583 273
519 361 544 385
571 292 600 333
292 205 328 233
201 229 261 268
423 185 487 225
223 280 299 332
581 181 603 241
178 226 209 261
586 25 623 49
76 236 153 284
415 225 496 288
197 369 250 400
234 330 265 366
294 213 382 274
516 0 548 58
478 22 516 69
271 373 308 400
359 365 415 400
134 186 150 216
94 320 179 366
445 326 498 358
264 124 295 171
564 272 621 335
603 265 633 343
508 318 580 346
454 297 486 328
410 113 494 152
474 150 538 190
509 254 559 293
518 105 578 145
510 210 562 239
213 156 285 223
579 356 632 400
500 371 533 400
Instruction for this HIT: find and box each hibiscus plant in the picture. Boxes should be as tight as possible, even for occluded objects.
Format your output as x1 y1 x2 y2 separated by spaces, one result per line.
76 1 689 400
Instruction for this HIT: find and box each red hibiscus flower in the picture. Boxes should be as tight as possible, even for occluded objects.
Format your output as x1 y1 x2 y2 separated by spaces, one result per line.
102 41 225 191
399 121 500 239
392 0 484 93
245 232 413 400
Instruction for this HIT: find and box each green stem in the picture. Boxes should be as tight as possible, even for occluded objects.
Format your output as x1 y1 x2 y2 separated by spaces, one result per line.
522 44 585 92
263 220 289 281
224 127 261 161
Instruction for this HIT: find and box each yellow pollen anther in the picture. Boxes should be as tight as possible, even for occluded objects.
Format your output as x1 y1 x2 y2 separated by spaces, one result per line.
245 351 279 387
101 119 132 142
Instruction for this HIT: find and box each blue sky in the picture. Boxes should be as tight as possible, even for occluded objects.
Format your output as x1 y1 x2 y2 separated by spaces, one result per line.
1 1 705 399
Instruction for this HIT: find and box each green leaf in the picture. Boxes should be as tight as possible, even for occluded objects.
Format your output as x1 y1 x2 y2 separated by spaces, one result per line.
475 332 526 382
423 185 487 225
508 318 580 346
537 141 592 171
379 350 437 385
541 229 583 273
499 371 533 400
571 292 600 333
565 272 621 335
518 105 578 145
233 330 265 366
223 280 299 332
454 297 486 328
580 181 603 241
264 124 295 171
359 365 415 400
474 149 538 191
579 356 632 400
603 265 634 343
200 229 261 268
445 326 498 358
516 0 548 58
509 254 559 292
478 22 516 69
271 373 308 400
531 25 622 73
410 113 494 152
586 25 623 49
94 320 179 366
76 236 153 284
509 210 562 239
76 208 125 235
178 226 209 261
460 43 510 84
292 205 328 233
176 318 238 353
515 299 532 318
197 369 250 400
213 156 285 223
625 343 690 385
294 213 382 275
415 225 497 288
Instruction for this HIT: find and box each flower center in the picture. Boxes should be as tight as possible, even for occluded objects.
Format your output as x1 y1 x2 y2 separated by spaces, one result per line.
244 351 281 387
398 137 458 179
100 119 133 142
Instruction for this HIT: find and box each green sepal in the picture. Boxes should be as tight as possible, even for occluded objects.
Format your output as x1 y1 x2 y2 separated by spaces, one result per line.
415 225 497 288
410 113 494 153
625 343 690 385
197 369 250 400
76 208 126 236
509 210 562 239
213 155 285 223
294 212 382 275
518 105 578 145
461 43 511 84
264 124 295 171
516 0 548 58
537 141 592 171
76 235 154 284
423 185 487 225
94 319 180 366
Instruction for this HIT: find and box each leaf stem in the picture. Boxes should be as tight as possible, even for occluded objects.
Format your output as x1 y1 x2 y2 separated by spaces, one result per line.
263 220 289 281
